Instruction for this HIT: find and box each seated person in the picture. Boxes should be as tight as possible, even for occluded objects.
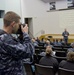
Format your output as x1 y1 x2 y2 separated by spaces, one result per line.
35 37 41 44
31 38 39 47
67 43 74 52
39 47 58 74
40 38 46 44
39 46 56 56
53 39 62 46
59 52 74 70
44 40 53 48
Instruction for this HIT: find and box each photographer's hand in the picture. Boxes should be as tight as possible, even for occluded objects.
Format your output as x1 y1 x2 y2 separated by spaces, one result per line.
21 24 28 33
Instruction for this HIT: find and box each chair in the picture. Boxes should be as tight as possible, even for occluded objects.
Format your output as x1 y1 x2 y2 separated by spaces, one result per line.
54 50 67 63
54 56 67 63
24 63 35 75
35 64 55 75
37 54 43 63
58 67 74 75
55 51 66 57
35 46 41 55
34 54 38 64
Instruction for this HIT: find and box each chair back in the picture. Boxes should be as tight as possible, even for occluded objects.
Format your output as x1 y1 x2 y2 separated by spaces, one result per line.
35 64 55 75
54 56 66 63
38 54 43 61
24 63 35 75
58 67 74 75
55 51 66 57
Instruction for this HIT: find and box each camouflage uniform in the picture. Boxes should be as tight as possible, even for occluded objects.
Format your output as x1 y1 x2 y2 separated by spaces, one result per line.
0 30 34 75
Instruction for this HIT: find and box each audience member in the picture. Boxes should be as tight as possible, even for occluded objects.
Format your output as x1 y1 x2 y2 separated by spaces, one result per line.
67 43 74 52
35 37 40 44
39 46 58 74
40 38 46 47
44 40 53 48
53 39 62 46
40 38 45 43
39 46 56 56
32 38 39 47
59 52 74 70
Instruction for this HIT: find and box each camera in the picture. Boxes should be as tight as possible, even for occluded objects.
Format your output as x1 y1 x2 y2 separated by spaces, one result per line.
16 23 26 41
16 23 25 34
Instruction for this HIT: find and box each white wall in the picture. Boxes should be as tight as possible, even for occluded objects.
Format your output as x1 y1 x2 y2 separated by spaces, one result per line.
0 0 74 38
56 0 67 10
0 0 5 10
0 0 5 29
0 0 22 28
5 0 21 16
21 0 70 37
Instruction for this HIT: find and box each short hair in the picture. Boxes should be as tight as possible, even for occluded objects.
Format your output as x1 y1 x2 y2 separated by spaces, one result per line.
46 46 52 56
3 11 21 27
71 43 74 47
67 52 74 61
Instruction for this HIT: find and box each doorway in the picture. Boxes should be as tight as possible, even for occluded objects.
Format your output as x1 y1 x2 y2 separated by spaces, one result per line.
24 18 34 38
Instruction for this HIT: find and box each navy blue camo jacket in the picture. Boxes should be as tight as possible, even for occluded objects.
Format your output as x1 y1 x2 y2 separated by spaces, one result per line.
0 29 34 75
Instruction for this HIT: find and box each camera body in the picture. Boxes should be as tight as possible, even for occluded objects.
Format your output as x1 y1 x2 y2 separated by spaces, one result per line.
16 23 25 34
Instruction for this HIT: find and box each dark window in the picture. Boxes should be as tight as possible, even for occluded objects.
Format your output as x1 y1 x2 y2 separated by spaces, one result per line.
0 10 5 18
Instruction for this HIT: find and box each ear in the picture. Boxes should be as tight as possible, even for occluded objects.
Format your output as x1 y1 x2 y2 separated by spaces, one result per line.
11 21 15 27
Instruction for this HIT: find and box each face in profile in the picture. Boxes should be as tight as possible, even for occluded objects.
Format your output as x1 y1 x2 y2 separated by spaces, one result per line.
12 22 20 34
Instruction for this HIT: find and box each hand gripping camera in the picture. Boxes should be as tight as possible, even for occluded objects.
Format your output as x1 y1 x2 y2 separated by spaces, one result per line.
16 23 26 41
16 23 25 34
